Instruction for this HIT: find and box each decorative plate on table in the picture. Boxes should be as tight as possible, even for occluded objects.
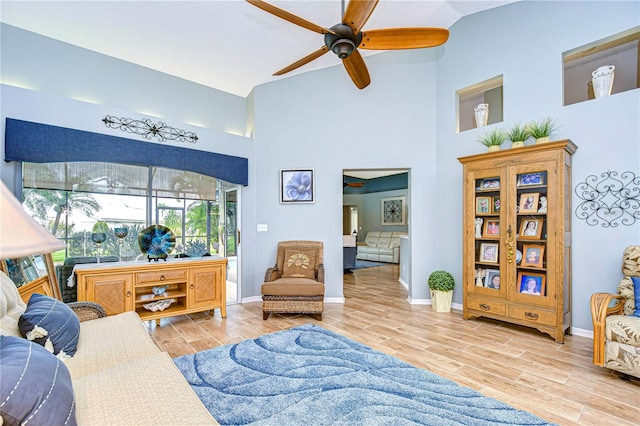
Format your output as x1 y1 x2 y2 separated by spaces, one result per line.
138 225 176 261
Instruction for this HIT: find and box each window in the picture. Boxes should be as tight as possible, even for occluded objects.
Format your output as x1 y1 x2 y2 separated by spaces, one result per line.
21 162 223 262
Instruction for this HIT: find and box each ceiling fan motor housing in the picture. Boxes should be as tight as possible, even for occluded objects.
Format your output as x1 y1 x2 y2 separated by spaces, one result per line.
325 24 362 59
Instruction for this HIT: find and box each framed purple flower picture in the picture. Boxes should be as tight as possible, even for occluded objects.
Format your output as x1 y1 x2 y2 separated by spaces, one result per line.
280 169 315 203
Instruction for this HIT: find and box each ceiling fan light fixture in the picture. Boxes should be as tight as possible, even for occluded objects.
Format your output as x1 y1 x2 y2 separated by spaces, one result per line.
331 39 355 58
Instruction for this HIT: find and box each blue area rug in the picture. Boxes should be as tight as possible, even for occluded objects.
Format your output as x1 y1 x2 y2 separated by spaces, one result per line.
354 259 387 269
174 324 554 425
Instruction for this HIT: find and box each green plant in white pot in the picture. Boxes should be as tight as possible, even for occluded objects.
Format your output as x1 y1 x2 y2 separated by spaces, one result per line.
507 123 531 148
528 117 558 144
478 128 507 152
428 270 455 313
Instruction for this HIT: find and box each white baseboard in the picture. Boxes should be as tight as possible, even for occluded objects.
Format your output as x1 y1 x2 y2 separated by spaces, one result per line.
398 277 408 290
571 327 593 339
325 297 345 304
241 296 262 303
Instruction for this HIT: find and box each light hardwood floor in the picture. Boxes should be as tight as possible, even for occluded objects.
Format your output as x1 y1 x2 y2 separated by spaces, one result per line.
146 264 639 425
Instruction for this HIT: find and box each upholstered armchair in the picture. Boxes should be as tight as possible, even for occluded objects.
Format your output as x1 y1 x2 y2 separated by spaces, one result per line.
262 240 324 320
590 246 640 378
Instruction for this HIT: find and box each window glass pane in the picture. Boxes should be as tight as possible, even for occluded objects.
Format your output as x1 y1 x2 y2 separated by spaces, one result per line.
152 167 217 200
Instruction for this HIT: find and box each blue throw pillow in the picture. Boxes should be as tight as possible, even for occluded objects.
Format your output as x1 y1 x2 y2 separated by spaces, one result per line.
632 276 640 317
0 335 77 425
18 294 80 357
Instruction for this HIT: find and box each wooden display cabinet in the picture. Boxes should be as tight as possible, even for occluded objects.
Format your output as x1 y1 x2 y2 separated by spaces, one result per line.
458 140 577 342
76 257 227 324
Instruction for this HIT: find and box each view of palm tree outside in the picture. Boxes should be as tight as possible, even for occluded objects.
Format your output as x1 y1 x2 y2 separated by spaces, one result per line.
20 162 239 304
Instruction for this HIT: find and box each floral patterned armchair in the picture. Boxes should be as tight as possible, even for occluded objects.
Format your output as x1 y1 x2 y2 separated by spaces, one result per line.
590 246 640 378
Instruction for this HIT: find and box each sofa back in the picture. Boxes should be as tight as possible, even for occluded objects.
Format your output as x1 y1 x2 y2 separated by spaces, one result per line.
364 231 406 248
0 272 26 337
620 245 639 315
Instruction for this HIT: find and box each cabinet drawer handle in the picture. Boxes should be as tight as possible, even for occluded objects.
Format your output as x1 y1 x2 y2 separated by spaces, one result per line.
160 275 165 281
126 291 132 297
479 303 490 311
525 312 539 320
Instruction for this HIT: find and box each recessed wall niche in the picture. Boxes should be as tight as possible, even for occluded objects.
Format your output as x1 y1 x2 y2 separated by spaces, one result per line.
563 27 639 106
457 75 503 133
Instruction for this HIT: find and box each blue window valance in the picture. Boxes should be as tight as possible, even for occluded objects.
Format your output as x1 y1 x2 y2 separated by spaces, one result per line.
4 118 248 186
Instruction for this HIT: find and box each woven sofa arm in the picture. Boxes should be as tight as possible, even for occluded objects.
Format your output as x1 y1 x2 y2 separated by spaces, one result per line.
264 265 281 282
590 292 626 366
68 301 107 322
317 264 325 283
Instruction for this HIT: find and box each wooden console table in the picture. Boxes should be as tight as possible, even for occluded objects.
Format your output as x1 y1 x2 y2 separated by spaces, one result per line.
75 257 227 324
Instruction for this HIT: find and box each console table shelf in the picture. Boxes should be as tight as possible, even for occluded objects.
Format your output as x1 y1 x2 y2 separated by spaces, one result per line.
75 257 227 324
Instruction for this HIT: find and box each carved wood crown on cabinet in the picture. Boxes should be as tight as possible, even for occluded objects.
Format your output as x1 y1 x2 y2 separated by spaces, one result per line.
75 258 227 324
458 140 577 342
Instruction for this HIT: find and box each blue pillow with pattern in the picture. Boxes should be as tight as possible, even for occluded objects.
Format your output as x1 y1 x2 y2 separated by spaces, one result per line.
18 294 80 357
0 335 77 425
632 276 640 317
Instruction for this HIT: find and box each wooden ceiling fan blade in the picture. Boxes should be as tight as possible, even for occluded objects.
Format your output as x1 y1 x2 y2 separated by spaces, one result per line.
343 0 379 33
345 182 365 187
246 0 335 35
343 50 370 89
273 46 329 76
359 28 450 50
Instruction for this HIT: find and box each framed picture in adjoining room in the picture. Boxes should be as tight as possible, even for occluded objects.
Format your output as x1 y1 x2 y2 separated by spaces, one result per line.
483 219 500 238
517 272 546 296
479 242 499 263
381 196 406 225
280 169 314 203
521 244 545 268
518 193 539 213
519 218 543 239
475 196 491 214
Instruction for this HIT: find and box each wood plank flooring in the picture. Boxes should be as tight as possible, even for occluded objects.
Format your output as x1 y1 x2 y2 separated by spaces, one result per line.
146 264 639 425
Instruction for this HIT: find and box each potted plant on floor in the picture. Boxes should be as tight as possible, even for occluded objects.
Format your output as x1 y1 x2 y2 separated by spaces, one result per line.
507 123 531 148
478 128 507 152
428 270 455 312
528 117 558 144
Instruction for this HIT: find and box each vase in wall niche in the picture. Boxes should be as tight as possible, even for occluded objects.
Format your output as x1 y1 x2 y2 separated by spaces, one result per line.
474 103 489 128
592 65 615 98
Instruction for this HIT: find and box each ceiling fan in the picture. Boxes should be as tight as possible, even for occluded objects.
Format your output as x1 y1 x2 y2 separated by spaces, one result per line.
344 180 365 188
246 0 449 89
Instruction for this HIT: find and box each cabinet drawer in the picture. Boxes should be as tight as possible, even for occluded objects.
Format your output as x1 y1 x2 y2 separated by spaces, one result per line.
136 269 186 284
508 305 555 326
466 297 506 316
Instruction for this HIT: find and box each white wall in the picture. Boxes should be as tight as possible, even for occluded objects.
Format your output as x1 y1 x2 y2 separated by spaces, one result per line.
1 1 639 331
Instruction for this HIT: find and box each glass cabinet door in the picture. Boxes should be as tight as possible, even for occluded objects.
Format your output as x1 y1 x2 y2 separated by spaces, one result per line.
470 169 506 298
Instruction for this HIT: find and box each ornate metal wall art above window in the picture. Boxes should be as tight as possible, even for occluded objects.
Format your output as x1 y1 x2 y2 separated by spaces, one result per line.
574 171 640 227
102 116 198 143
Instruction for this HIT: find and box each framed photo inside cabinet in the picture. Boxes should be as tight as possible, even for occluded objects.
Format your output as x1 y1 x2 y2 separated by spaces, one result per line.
479 242 499 263
519 218 543 239
491 196 501 214
381 196 406 226
517 172 545 186
521 244 545 268
517 272 546 296
280 169 314 203
484 269 500 290
475 196 491 214
518 193 539 213
480 178 500 189
483 219 500 237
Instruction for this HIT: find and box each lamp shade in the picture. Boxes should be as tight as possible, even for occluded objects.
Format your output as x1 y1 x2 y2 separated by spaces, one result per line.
0 181 65 259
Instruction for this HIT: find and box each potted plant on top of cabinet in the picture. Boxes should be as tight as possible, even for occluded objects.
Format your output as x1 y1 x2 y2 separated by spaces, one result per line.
507 123 531 148
528 117 558 144
478 128 507 152
428 270 455 312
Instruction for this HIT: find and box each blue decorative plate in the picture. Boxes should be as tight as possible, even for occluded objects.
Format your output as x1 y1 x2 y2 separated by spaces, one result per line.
138 225 176 261
516 250 522 264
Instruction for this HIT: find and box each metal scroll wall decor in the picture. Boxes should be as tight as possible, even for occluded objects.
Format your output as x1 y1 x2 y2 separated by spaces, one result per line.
102 116 198 143
574 171 640 227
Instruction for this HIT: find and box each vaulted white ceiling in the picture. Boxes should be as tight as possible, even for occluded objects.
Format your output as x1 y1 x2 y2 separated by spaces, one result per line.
1 1 516 97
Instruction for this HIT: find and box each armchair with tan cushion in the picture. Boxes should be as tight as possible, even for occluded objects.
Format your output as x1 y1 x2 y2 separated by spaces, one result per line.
590 245 640 378
262 240 324 320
